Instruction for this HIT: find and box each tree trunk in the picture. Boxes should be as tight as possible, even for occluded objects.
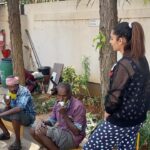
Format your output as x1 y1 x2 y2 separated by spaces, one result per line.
7 0 25 85
99 0 117 105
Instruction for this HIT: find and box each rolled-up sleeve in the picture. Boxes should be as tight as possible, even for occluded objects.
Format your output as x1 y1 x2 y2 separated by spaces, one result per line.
73 105 86 131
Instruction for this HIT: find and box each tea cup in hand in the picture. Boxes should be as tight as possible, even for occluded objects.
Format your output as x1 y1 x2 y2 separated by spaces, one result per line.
3 95 11 106
59 102 65 107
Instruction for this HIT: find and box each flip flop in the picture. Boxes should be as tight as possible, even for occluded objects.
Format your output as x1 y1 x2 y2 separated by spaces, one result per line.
39 146 47 150
0 133 10 140
8 141 22 150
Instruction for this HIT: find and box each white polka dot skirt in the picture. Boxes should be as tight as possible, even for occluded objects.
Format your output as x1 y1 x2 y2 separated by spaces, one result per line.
83 121 141 150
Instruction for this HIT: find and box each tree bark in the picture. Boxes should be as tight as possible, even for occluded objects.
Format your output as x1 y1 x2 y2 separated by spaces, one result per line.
99 0 117 104
7 0 25 85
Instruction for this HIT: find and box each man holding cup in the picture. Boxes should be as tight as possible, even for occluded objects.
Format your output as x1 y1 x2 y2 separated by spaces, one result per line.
0 75 36 150
30 83 86 150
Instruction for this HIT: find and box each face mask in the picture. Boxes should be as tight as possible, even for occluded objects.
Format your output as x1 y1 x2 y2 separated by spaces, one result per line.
8 92 17 100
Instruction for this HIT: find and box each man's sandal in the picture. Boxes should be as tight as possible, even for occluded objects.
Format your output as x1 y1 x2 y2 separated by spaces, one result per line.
39 145 47 150
8 141 22 150
0 133 10 140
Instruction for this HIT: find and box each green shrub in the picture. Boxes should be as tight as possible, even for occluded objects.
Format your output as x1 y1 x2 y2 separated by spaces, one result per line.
62 56 90 96
33 96 55 114
62 66 82 95
139 111 150 149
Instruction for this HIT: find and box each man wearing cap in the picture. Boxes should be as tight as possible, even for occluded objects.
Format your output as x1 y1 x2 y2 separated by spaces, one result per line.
0 75 36 150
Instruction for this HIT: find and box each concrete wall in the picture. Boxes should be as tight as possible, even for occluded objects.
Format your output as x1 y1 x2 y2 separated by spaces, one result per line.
0 0 150 84
23 0 100 83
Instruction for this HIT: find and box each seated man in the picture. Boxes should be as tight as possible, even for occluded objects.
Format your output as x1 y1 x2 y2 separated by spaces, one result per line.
0 76 36 150
30 83 86 150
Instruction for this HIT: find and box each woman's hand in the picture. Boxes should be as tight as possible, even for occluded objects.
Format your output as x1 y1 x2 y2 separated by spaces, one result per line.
104 111 110 121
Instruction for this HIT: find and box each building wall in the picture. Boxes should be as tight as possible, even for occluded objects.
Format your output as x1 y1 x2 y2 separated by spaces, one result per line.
0 0 150 84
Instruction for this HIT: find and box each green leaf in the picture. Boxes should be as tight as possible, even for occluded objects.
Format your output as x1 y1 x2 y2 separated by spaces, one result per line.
93 32 106 51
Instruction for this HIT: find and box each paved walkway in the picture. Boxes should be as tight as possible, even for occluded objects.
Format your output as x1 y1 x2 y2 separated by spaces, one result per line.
0 130 40 150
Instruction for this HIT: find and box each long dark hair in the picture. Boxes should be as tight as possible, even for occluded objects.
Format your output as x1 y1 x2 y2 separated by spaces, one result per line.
113 22 145 59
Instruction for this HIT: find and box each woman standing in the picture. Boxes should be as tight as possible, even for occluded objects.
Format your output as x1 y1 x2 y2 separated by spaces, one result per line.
83 22 150 150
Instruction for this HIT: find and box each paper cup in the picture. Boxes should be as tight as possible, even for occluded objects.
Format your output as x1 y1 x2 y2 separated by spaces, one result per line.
6 95 10 99
59 102 65 107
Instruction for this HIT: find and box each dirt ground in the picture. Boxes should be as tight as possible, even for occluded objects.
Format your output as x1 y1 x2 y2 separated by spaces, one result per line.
0 113 50 150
